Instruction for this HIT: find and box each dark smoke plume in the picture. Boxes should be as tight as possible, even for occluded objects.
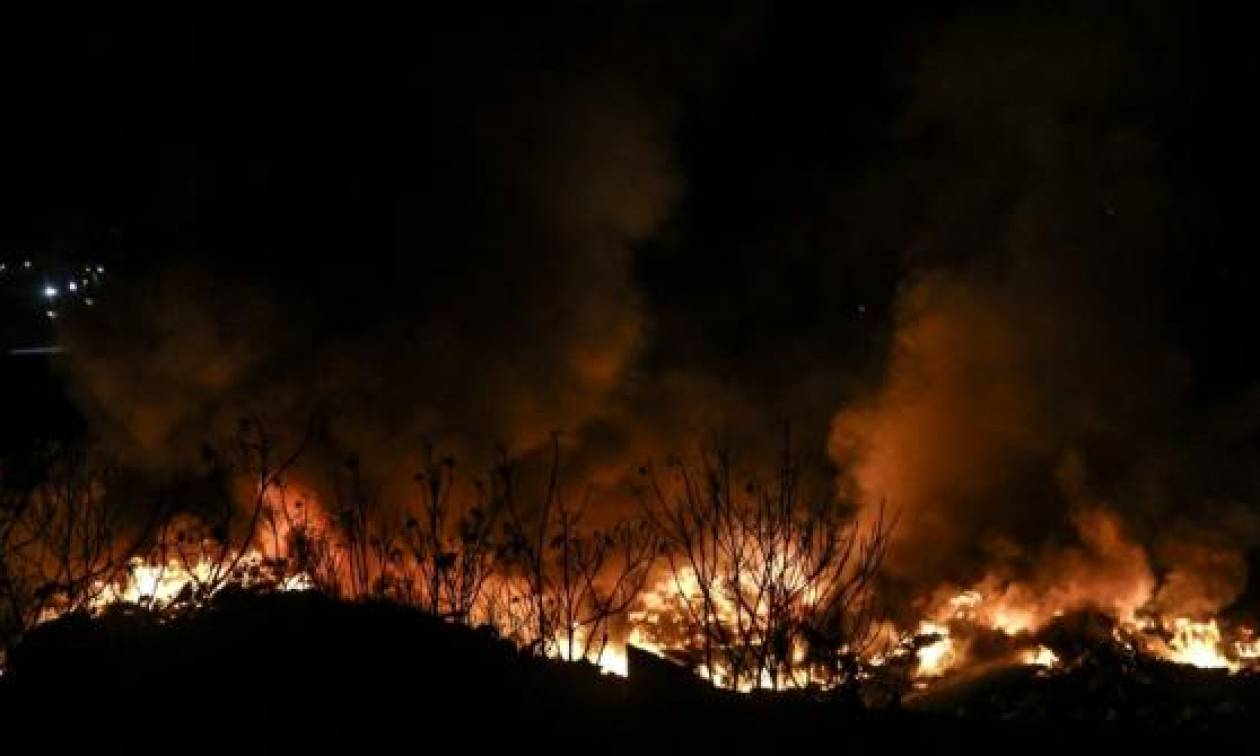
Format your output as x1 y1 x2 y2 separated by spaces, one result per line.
38 4 1260 618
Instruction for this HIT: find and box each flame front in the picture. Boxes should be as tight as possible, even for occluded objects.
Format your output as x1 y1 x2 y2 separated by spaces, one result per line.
15 479 1260 693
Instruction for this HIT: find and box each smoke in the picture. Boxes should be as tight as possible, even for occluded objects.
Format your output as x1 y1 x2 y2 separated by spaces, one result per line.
54 11 745 507
830 4 1260 621
35 4 1260 621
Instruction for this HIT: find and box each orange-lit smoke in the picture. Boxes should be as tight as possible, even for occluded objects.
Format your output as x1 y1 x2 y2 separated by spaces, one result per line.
828 263 1260 679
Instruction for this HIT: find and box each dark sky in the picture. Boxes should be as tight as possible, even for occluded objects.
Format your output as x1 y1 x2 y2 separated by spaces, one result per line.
4 3 1260 606
2 4 1253 386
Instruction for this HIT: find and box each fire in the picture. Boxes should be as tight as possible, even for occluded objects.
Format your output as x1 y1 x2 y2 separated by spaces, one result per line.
1161 618 1235 671
620 565 850 692
546 626 640 677
593 646 630 677
908 590 1043 679
25 549 1260 691
1236 628 1260 661
914 620 957 678
908 584 1260 677
1022 645 1059 668
36 550 315 626
115 555 312 606
11 468 1259 694
624 568 761 689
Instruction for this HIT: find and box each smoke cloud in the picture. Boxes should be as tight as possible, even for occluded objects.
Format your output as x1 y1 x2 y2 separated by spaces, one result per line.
830 4 1260 620
36 4 1260 619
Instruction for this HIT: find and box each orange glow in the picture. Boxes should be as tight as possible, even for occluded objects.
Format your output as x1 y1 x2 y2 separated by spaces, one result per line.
18 478 1260 692
36 551 314 626
1022 645 1059 669
908 584 1260 678
914 620 958 678
1160 618 1235 671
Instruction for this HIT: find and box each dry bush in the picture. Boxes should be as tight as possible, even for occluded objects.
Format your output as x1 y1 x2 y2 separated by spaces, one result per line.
493 437 659 668
0 445 139 655
639 441 894 691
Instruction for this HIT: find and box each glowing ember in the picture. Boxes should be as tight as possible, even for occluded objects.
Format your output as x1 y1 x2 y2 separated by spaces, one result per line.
914 621 957 678
1235 629 1260 661
1022 645 1059 669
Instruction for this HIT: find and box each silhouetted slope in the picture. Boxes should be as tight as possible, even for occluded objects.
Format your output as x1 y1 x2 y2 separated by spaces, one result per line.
1 591 1255 746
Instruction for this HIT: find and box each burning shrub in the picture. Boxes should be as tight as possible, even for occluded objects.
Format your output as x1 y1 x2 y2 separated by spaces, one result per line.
485 437 660 671
0 444 135 654
636 442 895 692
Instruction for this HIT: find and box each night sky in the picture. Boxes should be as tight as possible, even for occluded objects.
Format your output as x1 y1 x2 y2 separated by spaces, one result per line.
4 3 1260 608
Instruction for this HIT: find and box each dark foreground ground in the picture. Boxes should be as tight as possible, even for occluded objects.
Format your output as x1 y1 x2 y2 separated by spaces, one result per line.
2 592 1257 748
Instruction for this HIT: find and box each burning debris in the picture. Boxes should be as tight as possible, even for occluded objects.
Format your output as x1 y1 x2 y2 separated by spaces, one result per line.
2 6 1260 735
2 426 1259 738
899 585 1260 686
9 437 1258 707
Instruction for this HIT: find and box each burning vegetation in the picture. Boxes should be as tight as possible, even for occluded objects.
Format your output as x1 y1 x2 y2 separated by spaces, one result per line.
4 416 1259 714
4 3 1260 738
